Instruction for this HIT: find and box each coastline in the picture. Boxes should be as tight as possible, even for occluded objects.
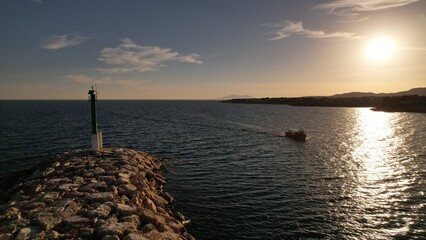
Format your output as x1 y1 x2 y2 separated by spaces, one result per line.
0 148 194 240
222 95 426 113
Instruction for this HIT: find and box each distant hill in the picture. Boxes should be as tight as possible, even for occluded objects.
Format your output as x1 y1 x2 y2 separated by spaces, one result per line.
387 87 426 96
218 94 254 100
331 87 426 98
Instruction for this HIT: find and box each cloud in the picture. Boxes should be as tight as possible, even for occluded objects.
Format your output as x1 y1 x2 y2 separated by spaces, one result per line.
401 46 426 54
63 74 143 87
314 0 420 17
268 21 359 40
41 34 92 50
97 38 202 74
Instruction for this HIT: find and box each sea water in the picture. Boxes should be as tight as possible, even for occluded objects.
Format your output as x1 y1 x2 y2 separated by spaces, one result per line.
0 100 425 239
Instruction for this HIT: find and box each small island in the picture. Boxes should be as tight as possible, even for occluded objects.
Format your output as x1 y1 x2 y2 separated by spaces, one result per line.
0 148 194 240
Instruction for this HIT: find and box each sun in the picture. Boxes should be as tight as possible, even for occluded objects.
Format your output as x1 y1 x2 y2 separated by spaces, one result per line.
365 37 397 61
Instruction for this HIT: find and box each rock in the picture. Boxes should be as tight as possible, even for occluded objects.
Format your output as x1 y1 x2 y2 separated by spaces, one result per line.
34 213 62 230
123 183 138 195
80 227 95 239
146 192 168 207
0 224 17 235
43 168 55 176
116 177 130 185
0 148 193 240
72 176 85 184
156 207 168 215
89 203 111 218
52 198 74 208
26 201 46 210
61 201 82 218
97 222 137 238
143 229 163 240
45 230 60 239
160 230 182 240
183 232 196 240
63 215 91 228
0 234 14 240
124 233 150 240
47 178 70 185
79 186 98 193
138 209 166 228
32 184 45 194
101 235 120 240
120 215 141 227
167 220 184 234
141 223 156 233
85 181 108 190
116 203 136 217
58 183 80 192
4 207 20 221
85 192 114 203
98 175 116 184
160 192 174 203
129 195 142 208
93 167 106 175
41 192 61 201
14 226 41 240
175 211 186 222
142 197 157 213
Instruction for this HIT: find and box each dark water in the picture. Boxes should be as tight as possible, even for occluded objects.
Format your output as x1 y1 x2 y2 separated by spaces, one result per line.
0 100 425 239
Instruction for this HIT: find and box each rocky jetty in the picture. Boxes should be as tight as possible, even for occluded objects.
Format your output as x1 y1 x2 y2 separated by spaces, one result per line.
0 148 194 240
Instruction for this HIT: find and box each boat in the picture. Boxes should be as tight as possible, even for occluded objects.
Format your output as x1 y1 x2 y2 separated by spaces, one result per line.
284 129 307 141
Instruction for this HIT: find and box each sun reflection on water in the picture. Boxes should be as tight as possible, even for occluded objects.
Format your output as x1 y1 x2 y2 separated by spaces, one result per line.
348 108 414 238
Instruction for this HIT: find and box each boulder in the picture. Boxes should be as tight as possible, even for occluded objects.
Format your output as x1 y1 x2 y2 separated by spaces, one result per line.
120 215 141 227
124 233 150 240
142 197 157 213
98 176 116 184
97 222 137 238
89 203 111 219
85 192 114 203
0 233 14 240
63 215 91 228
58 183 80 192
101 235 120 240
143 229 163 240
60 201 82 219
34 213 62 230
14 227 41 240
116 203 136 217
138 209 166 228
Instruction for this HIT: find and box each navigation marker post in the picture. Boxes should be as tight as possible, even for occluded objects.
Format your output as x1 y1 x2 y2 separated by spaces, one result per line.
88 86 103 151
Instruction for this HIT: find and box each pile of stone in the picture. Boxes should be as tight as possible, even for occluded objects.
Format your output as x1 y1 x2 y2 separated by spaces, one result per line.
0 148 195 240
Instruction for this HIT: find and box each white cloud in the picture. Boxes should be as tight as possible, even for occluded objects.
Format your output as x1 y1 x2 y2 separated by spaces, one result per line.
269 21 359 40
315 0 420 17
41 34 92 50
97 38 202 74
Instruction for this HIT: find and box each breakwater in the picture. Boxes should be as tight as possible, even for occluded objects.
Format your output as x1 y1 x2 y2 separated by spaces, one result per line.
0 148 194 240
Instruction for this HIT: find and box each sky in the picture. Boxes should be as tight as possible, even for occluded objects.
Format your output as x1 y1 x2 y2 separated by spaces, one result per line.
0 0 425 99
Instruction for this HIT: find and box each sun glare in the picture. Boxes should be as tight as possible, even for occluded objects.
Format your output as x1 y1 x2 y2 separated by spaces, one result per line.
366 37 397 61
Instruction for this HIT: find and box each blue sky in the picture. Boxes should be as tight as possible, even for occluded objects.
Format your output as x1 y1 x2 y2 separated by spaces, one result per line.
1 0 425 99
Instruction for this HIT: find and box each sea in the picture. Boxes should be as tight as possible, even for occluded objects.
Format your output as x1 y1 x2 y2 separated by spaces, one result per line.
0 100 425 239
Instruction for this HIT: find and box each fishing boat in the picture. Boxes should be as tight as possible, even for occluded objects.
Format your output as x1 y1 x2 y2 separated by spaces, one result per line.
285 129 307 141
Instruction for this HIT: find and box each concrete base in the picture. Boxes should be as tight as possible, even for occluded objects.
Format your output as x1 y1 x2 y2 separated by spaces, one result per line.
91 132 103 151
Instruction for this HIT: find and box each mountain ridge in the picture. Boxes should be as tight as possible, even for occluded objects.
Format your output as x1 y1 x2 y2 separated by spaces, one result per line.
331 87 426 98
